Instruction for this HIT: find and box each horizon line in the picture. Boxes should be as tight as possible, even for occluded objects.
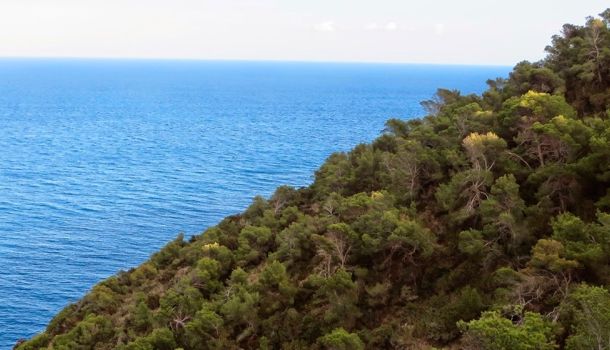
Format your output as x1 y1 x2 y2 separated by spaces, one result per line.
0 55 515 68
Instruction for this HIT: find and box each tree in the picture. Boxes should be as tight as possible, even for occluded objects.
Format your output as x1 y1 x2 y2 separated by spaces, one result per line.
52 315 115 350
383 139 442 202
436 168 494 223
269 186 297 215
560 284 610 350
508 239 579 313
545 10 610 115
308 269 361 330
478 174 528 258
257 260 296 315
236 225 273 265
318 328 364 350
551 212 610 279
459 311 555 350
505 61 564 95
420 89 463 116
219 268 261 344
313 223 356 275
192 257 222 295
463 132 507 172
157 281 204 332
272 217 317 268
385 214 436 264
502 91 577 167
132 294 153 333
184 308 224 348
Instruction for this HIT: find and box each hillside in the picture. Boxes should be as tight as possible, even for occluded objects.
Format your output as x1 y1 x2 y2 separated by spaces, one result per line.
17 9 610 350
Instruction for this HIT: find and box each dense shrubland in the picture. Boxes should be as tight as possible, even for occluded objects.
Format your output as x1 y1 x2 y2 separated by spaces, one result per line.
17 9 610 350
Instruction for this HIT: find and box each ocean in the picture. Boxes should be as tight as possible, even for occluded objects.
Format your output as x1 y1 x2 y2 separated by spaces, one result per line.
0 59 509 347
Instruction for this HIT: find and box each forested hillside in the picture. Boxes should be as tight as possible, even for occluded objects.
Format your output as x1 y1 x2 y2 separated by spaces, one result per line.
17 9 610 350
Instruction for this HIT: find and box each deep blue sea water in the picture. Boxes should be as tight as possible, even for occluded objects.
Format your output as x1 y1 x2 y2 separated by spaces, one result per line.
0 59 509 348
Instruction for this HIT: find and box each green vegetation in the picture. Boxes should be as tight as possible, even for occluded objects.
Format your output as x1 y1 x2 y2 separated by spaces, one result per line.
17 9 610 350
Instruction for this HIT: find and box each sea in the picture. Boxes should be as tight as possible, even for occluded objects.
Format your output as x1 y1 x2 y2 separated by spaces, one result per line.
0 59 510 348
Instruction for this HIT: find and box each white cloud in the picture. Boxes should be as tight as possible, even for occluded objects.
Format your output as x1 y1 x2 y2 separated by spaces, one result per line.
314 21 336 32
385 22 398 31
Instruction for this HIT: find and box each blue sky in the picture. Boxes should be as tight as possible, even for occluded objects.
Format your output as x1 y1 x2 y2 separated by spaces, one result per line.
0 0 606 65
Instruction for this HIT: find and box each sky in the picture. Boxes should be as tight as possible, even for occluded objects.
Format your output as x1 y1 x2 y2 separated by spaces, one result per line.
0 0 606 65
